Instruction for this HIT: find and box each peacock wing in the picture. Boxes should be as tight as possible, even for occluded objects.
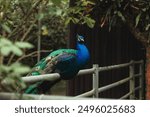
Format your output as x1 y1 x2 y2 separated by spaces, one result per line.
56 53 79 79
27 49 77 76
41 49 77 74
27 56 53 76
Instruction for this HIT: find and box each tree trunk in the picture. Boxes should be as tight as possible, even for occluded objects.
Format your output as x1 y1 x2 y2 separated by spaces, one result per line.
126 18 148 99
146 47 150 99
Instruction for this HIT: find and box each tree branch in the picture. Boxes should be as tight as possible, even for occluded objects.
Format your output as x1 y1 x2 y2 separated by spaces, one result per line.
15 50 52 63
125 15 149 47
7 0 43 39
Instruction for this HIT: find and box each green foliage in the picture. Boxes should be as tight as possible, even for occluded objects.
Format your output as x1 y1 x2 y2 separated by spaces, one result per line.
135 13 142 27
117 11 125 22
51 0 62 6
0 0 69 93
0 63 30 92
0 36 33 92
40 15 67 49
1 24 12 33
0 37 33 56
63 0 96 28
0 51 32 93
93 0 150 33
15 42 33 49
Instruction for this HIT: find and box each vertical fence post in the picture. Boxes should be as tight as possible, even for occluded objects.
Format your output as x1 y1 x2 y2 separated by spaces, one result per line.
93 64 99 98
139 60 144 99
129 61 135 99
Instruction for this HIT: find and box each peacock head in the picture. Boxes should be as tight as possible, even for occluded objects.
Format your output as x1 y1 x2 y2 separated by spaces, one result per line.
77 34 84 43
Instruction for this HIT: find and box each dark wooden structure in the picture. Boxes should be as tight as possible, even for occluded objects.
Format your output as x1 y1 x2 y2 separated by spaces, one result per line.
66 0 146 99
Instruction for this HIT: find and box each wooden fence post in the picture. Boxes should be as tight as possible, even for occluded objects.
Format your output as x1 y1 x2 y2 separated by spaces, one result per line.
93 64 99 98
129 61 135 99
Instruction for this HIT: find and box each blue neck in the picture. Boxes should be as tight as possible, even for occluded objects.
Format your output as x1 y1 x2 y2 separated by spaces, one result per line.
76 42 90 68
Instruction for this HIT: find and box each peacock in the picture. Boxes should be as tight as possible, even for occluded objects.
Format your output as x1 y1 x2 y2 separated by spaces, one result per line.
25 34 90 94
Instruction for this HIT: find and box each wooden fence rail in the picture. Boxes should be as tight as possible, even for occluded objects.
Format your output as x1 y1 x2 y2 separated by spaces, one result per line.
0 60 144 100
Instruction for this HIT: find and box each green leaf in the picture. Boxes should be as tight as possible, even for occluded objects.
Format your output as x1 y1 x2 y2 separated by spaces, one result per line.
11 63 30 74
0 65 11 72
65 17 72 25
84 17 95 28
142 8 147 12
87 20 95 28
0 46 12 56
11 45 23 56
1 24 11 33
15 42 33 49
135 13 141 27
37 13 44 20
117 11 125 22
19 81 27 89
14 66 30 74
0 38 12 46
56 9 62 16
71 18 79 24
51 0 61 6
145 24 150 31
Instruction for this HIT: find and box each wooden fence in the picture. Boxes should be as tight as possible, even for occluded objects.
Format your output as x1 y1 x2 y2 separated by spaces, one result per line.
0 60 144 100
